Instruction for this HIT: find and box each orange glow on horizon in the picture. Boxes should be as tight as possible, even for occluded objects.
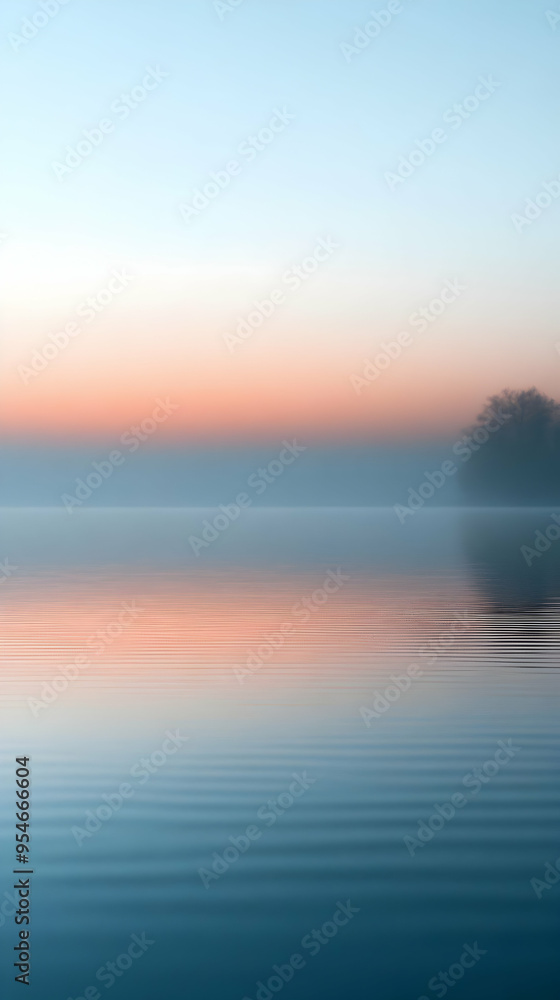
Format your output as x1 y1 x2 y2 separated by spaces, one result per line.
1 357 478 443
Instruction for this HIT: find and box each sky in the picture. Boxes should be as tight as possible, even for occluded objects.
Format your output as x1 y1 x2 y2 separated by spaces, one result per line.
1 0 559 456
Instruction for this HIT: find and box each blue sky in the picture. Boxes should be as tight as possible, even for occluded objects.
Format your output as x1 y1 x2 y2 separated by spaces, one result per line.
1 0 560 455
3 0 559 270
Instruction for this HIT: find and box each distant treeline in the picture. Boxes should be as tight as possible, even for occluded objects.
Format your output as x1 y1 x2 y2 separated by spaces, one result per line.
459 388 560 504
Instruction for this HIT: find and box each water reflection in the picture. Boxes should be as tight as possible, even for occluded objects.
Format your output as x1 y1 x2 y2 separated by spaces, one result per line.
461 509 560 614
0 508 559 1000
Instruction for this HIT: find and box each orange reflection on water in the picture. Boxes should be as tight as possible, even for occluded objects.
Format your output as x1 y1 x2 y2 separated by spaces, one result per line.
0 569 475 672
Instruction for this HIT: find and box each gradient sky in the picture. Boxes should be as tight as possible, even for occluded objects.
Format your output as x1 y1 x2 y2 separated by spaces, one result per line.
1 0 559 444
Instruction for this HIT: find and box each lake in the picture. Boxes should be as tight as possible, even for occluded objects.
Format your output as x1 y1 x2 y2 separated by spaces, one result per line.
0 507 559 999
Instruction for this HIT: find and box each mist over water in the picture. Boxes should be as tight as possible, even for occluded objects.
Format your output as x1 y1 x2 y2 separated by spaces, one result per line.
1 507 559 1000
3 1 560 997
2 442 466 507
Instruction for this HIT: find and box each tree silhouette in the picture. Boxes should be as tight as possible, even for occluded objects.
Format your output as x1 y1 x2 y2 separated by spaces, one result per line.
459 388 560 504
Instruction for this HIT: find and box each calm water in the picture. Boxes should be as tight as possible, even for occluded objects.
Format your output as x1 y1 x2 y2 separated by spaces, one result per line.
0 508 559 1000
